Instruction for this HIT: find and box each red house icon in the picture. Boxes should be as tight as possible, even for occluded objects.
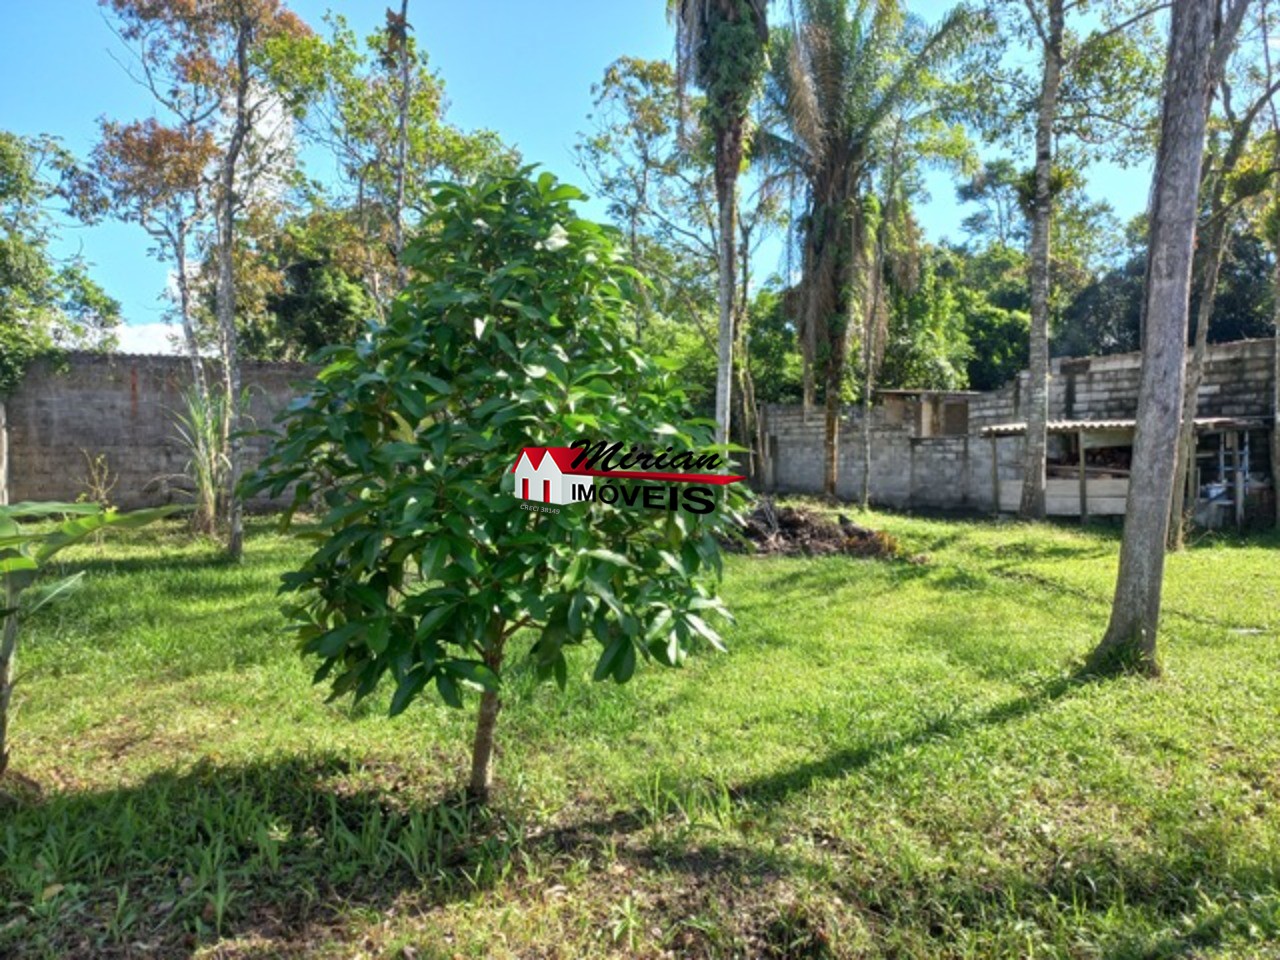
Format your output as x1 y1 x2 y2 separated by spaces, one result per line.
510 447 594 505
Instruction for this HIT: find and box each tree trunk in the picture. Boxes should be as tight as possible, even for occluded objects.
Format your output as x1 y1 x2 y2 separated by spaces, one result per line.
1169 210 1229 548
736 220 760 481
1170 70 1279 547
860 242 884 510
466 622 506 803
801 316 816 415
820 189 868 500
1020 0 1064 521
356 175 386 318
467 687 501 802
216 18 252 563
1273 254 1280 529
174 225 206 402
0 588 17 777
713 123 740 449
392 0 411 291
1088 0 1219 676
1268 97 1280 531
823 380 840 498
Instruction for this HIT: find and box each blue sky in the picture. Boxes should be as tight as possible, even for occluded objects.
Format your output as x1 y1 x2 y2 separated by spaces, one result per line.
1 1 1151 351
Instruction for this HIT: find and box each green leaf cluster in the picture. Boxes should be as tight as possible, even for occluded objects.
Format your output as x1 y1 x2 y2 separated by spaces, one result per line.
0 132 121 395
249 169 747 718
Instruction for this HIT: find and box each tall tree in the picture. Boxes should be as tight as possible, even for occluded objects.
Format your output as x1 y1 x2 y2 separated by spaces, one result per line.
859 149 938 508
386 0 412 290
105 0 318 560
86 121 216 404
1088 0 1248 676
576 54 785 478
764 0 974 497
577 56 719 343
1020 0 1065 521
307 13 515 314
982 0 1164 519
1169 55 1280 548
671 0 769 448
86 4 225 392
0 132 120 397
1266 1 1280 529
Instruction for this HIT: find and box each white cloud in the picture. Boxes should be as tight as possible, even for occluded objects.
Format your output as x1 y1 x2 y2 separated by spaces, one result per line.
113 322 184 356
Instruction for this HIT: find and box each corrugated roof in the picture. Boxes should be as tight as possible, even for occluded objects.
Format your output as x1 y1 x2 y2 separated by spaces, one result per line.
980 417 1268 438
875 388 981 397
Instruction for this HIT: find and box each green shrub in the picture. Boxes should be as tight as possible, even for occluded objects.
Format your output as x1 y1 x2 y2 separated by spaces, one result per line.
249 170 745 800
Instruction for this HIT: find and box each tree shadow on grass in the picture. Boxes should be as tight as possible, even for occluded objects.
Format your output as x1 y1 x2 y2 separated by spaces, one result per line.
738 556 933 603
726 671 1086 807
0 754 523 958
5 664 1273 959
1 749 832 960
66 548 292 578
815 829 1280 959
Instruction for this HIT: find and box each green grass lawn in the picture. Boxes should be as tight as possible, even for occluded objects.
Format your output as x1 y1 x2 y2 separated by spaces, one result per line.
2 510 1279 958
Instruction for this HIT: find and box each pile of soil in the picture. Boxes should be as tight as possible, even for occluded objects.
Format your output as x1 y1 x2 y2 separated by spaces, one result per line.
730 501 924 563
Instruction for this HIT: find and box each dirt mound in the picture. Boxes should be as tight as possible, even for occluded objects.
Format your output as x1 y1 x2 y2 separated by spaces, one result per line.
730 501 924 563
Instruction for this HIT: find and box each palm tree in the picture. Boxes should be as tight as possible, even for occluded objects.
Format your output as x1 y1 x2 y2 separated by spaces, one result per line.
763 0 973 497
670 0 769 449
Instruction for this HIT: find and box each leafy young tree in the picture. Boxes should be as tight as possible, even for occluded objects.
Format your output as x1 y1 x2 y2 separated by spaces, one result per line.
249 172 743 802
1087 0 1247 676
671 0 769 448
0 131 120 395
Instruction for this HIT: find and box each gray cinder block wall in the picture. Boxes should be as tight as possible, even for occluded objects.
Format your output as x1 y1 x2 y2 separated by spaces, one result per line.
0 352 316 509
764 406 1024 512
0 340 1274 515
765 339 1277 512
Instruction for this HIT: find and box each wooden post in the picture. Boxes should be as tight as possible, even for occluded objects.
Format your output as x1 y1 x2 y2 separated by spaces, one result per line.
1078 429 1088 524
1234 431 1246 530
990 435 1000 515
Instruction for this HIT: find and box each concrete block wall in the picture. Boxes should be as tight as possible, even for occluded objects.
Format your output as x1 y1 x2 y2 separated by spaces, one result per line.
1 352 316 509
3 340 1273 516
765 338 1276 512
763 401 1028 513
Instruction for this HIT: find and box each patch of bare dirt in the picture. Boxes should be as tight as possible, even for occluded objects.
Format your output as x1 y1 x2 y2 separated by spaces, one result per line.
0 769 44 810
729 501 925 563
